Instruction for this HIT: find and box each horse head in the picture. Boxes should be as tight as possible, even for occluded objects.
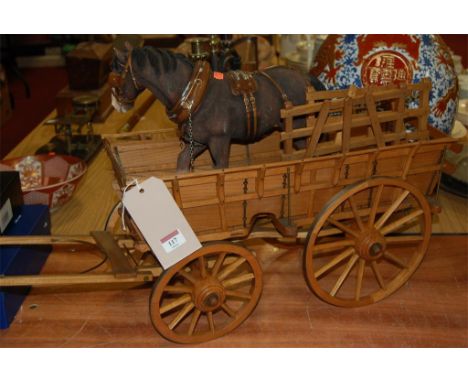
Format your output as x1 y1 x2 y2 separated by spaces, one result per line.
109 41 144 113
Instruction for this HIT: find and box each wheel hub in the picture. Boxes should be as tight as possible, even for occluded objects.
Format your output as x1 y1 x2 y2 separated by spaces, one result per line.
193 276 225 312
355 228 386 261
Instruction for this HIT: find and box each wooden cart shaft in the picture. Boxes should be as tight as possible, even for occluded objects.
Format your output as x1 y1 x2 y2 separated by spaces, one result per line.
0 231 162 288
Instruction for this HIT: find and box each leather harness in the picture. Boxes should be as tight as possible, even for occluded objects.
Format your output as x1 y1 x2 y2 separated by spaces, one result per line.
227 70 258 140
167 62 290 141
167 60 212 124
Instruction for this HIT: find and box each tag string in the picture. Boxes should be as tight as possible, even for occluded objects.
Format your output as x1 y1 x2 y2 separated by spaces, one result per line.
120 178 142 231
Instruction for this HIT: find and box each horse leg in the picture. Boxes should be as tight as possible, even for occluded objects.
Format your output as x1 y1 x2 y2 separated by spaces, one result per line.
208 136 231 169
176 142 207 173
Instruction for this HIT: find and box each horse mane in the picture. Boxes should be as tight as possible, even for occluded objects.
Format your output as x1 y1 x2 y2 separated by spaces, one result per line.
132 46 193 75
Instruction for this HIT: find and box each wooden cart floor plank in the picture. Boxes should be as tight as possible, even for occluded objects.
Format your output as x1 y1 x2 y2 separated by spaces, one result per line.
0 235 466 347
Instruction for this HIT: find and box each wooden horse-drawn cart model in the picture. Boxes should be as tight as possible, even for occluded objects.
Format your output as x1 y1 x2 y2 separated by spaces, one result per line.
0 79 459 343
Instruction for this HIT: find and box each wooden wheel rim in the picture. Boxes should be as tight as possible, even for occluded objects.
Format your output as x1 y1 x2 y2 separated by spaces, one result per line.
149 243 263 344
304 177 431 307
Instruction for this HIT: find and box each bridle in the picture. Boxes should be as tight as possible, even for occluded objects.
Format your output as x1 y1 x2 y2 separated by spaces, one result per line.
108 52 142 106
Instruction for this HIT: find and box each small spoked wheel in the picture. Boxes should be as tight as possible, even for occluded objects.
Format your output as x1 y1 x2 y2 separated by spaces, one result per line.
304 177 431 307
149 242 263 343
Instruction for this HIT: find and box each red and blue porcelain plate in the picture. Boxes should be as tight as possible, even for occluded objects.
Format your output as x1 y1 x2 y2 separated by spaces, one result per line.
311 34 459 134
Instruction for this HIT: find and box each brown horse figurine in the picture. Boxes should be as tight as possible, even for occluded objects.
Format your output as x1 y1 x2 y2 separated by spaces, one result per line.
109 43 324 172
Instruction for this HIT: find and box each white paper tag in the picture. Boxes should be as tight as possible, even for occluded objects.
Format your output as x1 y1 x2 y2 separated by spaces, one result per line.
122 177 202 269
0 198 13 233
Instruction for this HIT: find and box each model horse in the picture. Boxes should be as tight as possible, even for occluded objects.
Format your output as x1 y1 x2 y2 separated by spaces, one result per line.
109 43 324 172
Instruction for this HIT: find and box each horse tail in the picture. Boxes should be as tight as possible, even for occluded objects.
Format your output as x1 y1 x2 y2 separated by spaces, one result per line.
309 74 326 91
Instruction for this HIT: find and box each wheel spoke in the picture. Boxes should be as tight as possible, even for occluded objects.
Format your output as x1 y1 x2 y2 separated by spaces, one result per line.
355 259 365 301
207 311 215 334
178 270 197 285
380 209 423 236
368 184 384 228
386 235 424 244
314 247 355 278
217 257 246 281
225 289 252 300
168 302 195 330
312 239 355 254
383 251 408 269
370 261 385 289
198 256 207 279
375 190 410 229
160 294 192 315
221 303 237 318
317 227 343 237
211 252 227 277
222 273 255 288
187 308 201 336
348 195 365 231
330 254 359 297
328 216 359 237
163 285 192 294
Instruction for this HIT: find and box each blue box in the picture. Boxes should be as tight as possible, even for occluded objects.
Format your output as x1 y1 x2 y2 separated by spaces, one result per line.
0 205 51 329
0 171 24 234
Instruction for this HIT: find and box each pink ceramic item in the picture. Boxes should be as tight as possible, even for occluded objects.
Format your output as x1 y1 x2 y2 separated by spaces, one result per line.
0 154 87 212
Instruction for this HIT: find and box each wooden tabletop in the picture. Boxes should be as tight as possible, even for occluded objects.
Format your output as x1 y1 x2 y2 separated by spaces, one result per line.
0 234 466 347
5 91 176 235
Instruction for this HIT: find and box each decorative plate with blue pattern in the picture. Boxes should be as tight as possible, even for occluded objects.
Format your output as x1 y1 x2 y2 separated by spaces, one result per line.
311 35 458 134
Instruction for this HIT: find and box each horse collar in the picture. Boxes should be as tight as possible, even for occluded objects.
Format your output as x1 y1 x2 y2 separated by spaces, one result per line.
167 60 212 124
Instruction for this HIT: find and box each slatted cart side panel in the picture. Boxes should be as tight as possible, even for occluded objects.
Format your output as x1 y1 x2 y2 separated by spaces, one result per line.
162 166 272 239
115 139 181 175
291 156 345 228
104 130 283 186
161 155 347 237
228 132 282 166
165 173 223 235
103 131 182 181
279 80 432 160
342 145 418 215
239 165 284 221
222 157 347 232
406 140 452 196
222 168 262 232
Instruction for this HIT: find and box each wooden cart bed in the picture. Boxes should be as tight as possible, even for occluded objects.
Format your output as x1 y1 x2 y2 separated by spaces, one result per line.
103 79 456 241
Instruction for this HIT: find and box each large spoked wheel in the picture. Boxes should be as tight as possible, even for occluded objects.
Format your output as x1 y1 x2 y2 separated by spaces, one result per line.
304 177 432 307
149 242 263 344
